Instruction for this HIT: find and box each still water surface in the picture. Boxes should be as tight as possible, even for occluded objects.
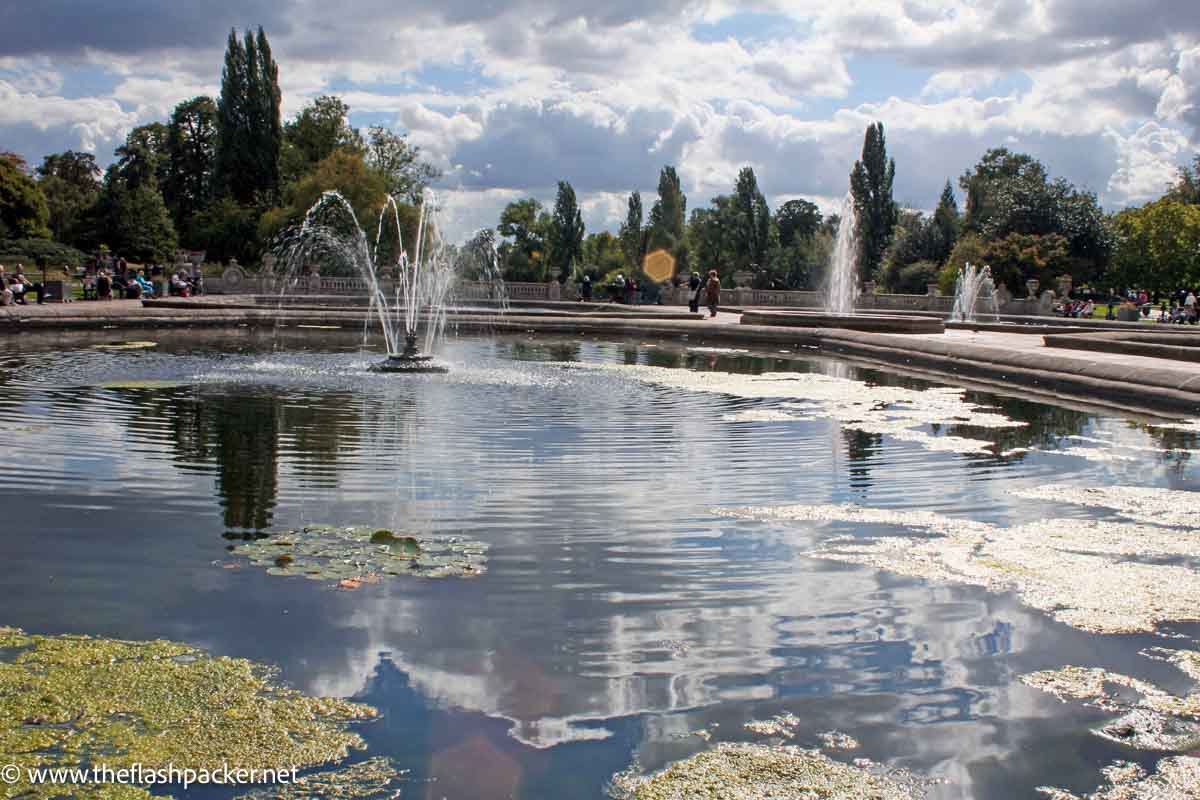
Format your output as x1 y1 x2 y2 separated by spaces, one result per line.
0 331 1196 799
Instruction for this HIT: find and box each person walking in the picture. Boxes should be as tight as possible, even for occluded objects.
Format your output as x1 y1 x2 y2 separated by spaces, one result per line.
704 269 721 318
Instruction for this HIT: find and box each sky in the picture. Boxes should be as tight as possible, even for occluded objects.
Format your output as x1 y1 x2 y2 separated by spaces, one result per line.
2 0 1198 242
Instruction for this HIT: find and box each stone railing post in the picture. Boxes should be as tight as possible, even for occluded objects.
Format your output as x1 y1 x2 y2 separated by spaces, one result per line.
547 280 561 301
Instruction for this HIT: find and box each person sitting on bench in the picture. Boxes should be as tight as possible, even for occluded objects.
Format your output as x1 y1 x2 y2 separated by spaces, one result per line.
127 270 154 299
9 265 44 305
170 269 192 297
95 269 113 300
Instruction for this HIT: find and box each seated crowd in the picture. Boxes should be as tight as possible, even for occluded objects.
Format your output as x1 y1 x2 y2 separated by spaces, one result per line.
0 264 45 305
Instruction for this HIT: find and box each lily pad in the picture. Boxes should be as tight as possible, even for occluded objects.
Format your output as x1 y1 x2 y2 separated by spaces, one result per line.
0 626 379 800
232 525 488 584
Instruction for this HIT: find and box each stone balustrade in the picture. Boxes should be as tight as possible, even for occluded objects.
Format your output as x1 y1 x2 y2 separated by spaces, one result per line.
209 265 1058 316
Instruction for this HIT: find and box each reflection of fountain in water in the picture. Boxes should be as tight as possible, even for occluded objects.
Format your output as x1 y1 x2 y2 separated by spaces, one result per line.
275 190 505 372
824 193 860 316
950 263 1000 323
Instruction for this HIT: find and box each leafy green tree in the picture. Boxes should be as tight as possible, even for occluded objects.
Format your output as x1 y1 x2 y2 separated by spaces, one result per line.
547 180 584 283
215 27 282 205
1166 156 1200 205
37 150 100 244
940 233 989 294
281 95 363 183
775 199 821 248
880 210 944 291
164 96 218 244
647 166 685 252
618 190 645 270
1107 199 1200 292
733 166 771 271
581 231 624 277
93 165 177 262
364 126 440 202
497 198 550 281
849 122 897 282
258 149 389 247
193 197 261 266
959 148 1109 283
0 157 51 239
115 123 170 191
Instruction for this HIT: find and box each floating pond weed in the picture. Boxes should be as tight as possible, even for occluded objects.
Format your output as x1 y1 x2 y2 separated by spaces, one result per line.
0 628 380 799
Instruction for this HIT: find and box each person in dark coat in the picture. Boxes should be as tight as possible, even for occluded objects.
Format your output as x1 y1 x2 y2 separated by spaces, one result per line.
688 271 701 313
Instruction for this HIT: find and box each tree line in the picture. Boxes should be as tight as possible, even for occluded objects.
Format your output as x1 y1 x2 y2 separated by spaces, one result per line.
0 27 439 268
493 122 1198 297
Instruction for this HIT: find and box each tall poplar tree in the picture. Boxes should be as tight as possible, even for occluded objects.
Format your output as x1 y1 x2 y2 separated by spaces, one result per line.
618 190 645 270
647 166 685 252
734 166 771 270
849 122 897 282
548 180 584 283
215 27 282 205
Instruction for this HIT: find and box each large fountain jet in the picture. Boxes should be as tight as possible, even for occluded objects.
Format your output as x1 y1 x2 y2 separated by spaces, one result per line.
277 189 502 373
824 193 860 316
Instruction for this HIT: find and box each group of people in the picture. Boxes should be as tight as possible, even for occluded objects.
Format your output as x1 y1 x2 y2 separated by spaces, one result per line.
575 270 722 317
0 264 44 305
1060 298 1095 318
81 253 202 300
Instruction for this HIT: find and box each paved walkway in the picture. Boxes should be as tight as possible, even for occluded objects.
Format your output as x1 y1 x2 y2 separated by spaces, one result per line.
901 328 1200 374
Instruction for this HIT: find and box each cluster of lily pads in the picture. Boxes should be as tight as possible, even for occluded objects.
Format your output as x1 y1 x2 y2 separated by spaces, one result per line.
0 626 406 799
231 525 488 585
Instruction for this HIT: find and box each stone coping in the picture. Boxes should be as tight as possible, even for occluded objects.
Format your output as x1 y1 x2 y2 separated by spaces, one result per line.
2 303 1198 417
740 310 945 334
1044 331 1200 364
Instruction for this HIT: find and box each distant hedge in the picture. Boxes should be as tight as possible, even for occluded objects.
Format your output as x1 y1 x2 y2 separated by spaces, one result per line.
0 238 89 268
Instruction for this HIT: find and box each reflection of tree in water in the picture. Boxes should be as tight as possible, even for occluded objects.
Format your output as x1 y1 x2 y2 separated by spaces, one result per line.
148 387 363 531
843 428 882 492
949 393 1091 459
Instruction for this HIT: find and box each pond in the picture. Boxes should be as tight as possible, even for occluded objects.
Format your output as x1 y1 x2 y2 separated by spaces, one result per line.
0 330 1197 799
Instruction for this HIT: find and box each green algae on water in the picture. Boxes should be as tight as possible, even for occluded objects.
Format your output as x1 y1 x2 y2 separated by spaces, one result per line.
0 626 378 800
236 757 407 799
608 742 925 800
232 525 488 583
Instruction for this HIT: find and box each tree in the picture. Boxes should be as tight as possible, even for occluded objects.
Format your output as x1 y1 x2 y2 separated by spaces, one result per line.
164 96 218 244
259 149 389 245
618 191 645 270
647 166 685 252
215 27 282 205
959 148 1110 283
933 180 959 262
581 231 624 276
115 123 170 191
364 126 440 202
880 210 944 291
849 122 897 282
1166 156 1200 205
0 158 51 239
547 180 584 283
497 198 550 281
193 197 261 266
775 199 821 248
37 151 100 244
93 166 177 262
1107 199 1200 292
733 166 771 271
281 95 363 183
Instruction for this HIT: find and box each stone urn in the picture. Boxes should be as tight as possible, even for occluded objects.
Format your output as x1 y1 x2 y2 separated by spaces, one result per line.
926 282 940 297
548 280 561 301
1026 278 1040 298
732 270 754 288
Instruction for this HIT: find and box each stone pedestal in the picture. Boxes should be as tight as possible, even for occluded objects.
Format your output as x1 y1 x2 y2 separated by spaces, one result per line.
547 280 561 301
927 282 940 296
1026 278 1040 298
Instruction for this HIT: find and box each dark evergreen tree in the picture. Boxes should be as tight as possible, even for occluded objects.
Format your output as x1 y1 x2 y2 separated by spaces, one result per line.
849 122 897 282
548 180 584 283
215 27 282 205
932 180 959 263
774 199 821 248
